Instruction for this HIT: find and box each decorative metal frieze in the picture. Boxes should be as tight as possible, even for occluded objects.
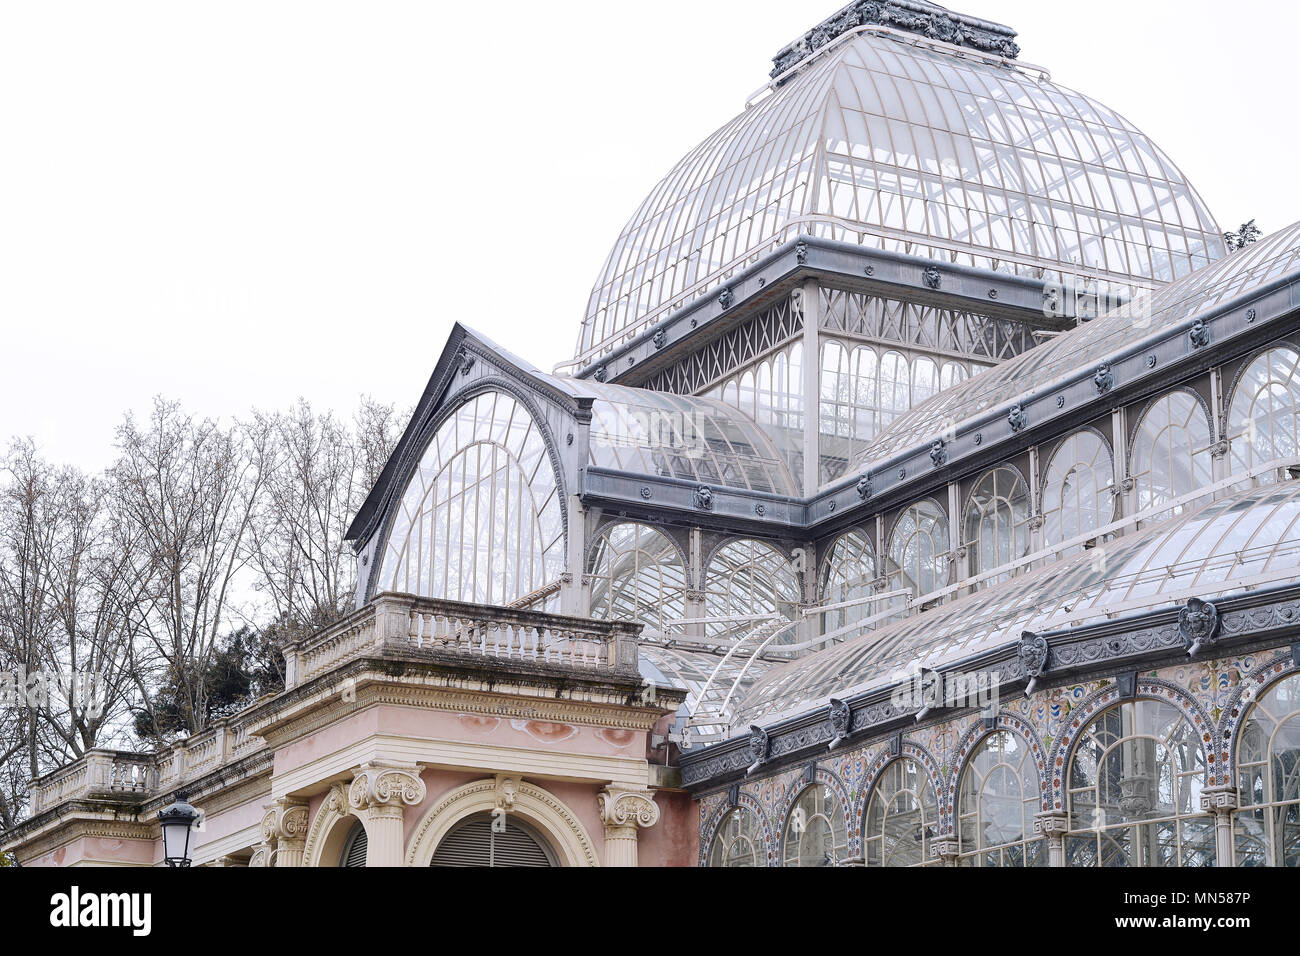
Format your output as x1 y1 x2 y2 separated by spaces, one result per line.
1179 597 1220 656
929 438 947 467
1189 319 1210 349
694 485 714 511
754 502 767 516
640 486 652 500
923 265 942 290
1007 403 1026 433
856 475 872 500
770 1 1020 82
653 328 667 350
718 288 734 310
1093 363 1114 395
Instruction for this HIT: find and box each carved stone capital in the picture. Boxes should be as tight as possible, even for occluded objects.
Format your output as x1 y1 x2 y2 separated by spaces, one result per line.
930 838 960 862
1033 810 1070 837
347 763 426 812
266 798 309 845
597 787 660 831
1199 786 1239 815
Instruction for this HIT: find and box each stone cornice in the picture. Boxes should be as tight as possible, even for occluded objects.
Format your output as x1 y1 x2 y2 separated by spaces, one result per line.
251 656 682 749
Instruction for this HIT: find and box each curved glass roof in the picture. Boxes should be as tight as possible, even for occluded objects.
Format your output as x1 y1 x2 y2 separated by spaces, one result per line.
734 480 1300 728
577 29 1224 363
849 220 1300 468
558 378 800 495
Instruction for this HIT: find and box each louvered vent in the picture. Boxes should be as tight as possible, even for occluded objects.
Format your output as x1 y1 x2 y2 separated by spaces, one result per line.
431 814 555 867
340 822 368 867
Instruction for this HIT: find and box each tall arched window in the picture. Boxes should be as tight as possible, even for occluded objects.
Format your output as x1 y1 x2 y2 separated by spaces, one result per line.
1130 390 1214 518
819 528 877 633
1233 673 1300 866
1065 699 1213 867
1042 429 1115 553
782 784 847 867
879 351 911 431
587 523 687 632
885 500 949 606
964 467 1031 585
704 539 801 642
864 758 939 867
381 390 564 606
706 807 765 867
1228 346 1300 479
430 812 557 867
957 732 1045 867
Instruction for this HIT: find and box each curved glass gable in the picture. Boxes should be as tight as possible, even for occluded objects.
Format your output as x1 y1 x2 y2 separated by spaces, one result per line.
378 390 565 606
578 30 1224 363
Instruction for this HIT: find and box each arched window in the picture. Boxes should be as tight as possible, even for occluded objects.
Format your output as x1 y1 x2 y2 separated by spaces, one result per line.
912 356 940 406
1065 699 1213 867
587 523 687 632
964 467 1031 585
879 351 911 430
430 812 557 867
818 340 878 485
1233 673 1300 866
704 539 801 642
819 528 877 633
1042 429 1115 553
1228 346 1300 478
864 758 939 867
706 807 765 867
782 784 847 867
381 390 564 606
885 500 949 605
957 732 1045 867
1130 390 1214 517
339 821 367 867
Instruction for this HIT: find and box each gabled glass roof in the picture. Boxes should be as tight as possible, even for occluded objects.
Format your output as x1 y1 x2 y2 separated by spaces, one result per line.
734 480 1300 728
578 28 1224 363
848 220 1300 469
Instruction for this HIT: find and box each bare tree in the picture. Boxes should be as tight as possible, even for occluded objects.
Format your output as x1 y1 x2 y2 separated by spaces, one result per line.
110 399 268 741
246 396 403 639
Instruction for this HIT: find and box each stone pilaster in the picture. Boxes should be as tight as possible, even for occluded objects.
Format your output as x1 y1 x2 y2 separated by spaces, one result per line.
597 787 660 867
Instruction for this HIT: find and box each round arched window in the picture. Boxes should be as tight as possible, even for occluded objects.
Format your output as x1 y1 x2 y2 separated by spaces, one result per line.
864 758 939 867
957 731 1044 867
430 812 557 868
1065 698 1212 866
781 784 847 867
706 807 765 867
1233 673 1300 866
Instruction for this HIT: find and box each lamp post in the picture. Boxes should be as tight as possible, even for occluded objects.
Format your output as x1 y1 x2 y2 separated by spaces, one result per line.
158 792 199 867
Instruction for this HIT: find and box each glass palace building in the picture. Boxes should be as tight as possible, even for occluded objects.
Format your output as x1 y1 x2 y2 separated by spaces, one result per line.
8 1 1300 868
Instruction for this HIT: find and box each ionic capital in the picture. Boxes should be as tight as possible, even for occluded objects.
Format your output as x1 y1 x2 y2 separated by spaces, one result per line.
597 787 660 830
347 762 426 812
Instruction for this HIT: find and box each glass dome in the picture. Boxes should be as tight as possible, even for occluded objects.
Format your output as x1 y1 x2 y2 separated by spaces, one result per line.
577 27 1224 364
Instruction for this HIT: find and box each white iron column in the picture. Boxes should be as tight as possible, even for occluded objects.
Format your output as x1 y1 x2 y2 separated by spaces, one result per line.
1034 810 1070 867
1200 786 1239 866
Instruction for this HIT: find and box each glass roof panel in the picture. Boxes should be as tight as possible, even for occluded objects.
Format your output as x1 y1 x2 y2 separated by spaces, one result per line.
578 30 1224 364
847 220 1300 470
733 480 1300 729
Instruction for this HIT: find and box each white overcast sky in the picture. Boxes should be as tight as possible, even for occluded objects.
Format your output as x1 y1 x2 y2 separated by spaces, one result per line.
1 0 1295 473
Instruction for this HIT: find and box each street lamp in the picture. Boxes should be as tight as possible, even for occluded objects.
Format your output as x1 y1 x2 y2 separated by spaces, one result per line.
158 792 199 867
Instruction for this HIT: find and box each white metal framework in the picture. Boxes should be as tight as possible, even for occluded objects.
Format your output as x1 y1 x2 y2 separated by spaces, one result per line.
1234 673 1300 867
782 784 848 867
864 757 939 867
957 731 1044 867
